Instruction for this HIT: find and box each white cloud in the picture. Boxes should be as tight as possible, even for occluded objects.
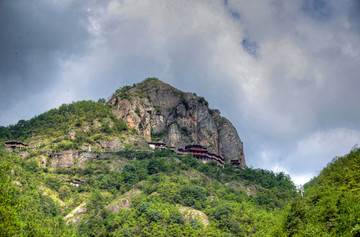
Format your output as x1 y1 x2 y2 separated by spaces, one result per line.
2 0 360 186
278 128 360 184
271 164 289 175
297 128 360 157
291 173 315 186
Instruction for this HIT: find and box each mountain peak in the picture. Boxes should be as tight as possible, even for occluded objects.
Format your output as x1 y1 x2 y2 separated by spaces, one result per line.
137 77 169 87
132 77 181 94
109 78 246 167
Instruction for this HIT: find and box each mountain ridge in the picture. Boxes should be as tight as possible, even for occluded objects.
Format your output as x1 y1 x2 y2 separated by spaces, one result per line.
0 78 305 236
1 78 359 236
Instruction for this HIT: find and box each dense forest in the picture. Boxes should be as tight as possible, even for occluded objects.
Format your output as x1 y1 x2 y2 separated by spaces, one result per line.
0 145 298 236
1 97 359 236
283 147 360 236
0 100 128 142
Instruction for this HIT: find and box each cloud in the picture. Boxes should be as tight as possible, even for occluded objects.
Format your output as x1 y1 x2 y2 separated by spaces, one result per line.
348 0 360 33
1 0 360 185
301 0 332 20
285 128 360 183
291 173 315 186
297 128 360 158
0 0 90 124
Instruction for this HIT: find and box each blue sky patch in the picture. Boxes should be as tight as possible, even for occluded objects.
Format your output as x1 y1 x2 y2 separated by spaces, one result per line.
223 0 240 19
242 38 258 57
301 0 332 20
231 11 240 19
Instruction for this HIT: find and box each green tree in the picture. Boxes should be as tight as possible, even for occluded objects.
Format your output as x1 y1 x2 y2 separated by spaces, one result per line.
0 164 23 236
58 185 71 201
170 210 185 225
97 98 106 104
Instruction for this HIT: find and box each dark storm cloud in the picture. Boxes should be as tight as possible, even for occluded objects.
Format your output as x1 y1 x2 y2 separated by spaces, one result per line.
348 0 360 33
0 0 90 124
1 0 360 184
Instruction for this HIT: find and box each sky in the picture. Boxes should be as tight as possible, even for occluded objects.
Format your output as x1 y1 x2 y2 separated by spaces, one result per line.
1 0 360 185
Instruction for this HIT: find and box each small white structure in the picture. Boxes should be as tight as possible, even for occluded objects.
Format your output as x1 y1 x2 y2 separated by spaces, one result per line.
148 142 167 150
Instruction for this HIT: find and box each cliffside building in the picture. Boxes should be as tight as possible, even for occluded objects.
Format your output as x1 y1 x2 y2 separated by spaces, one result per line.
4 141 28 149
177 144 225 165
148 142 167 149
148 142 175 152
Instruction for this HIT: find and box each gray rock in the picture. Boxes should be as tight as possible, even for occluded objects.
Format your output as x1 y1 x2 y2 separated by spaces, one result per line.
79 152 97 160
80 145 92 152
68 130 76 140
52 150 78 168
76 153 98 168
37 155 47 168
108 79 246 166
19 151 29 158
98 138 124 151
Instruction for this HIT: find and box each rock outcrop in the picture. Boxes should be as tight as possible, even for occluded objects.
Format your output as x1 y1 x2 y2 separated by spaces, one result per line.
64 202 87 224
51 150 100 169
37 155 47 168
107 189 142 213
108 78 246 166
179 205 209 227
98 138 124 151
52 150 78 168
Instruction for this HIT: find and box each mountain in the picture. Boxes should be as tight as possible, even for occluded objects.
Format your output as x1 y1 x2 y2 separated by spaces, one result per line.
0 78 245 168
0 78 298 236
108 78 246 166
1 79 358 236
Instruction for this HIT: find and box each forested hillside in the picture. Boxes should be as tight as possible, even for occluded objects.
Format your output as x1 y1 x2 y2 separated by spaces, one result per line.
0 100 129 145
0 145 296 236
2 81 359 236
0 97 299 236
281 147 360 236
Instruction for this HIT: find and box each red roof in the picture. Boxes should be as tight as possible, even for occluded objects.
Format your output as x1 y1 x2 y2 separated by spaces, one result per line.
178 145 224 164
4 141 28 148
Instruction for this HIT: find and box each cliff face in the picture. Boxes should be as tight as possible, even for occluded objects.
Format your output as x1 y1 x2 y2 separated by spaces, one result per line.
108 79 246 166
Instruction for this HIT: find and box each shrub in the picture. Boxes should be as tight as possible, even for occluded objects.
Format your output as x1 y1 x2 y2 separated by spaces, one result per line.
179 185 207 208
170 211 185 224
115 120 128 132
190 218 203 230
212 203 232 221
39 195 58 217
58 185 71 201
147 209 163 222
138 202 150 214
148 158 160 175
180 94 189 110
97 98 106 104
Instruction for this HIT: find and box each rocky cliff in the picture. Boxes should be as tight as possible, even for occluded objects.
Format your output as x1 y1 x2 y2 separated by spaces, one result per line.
108 78 246 166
